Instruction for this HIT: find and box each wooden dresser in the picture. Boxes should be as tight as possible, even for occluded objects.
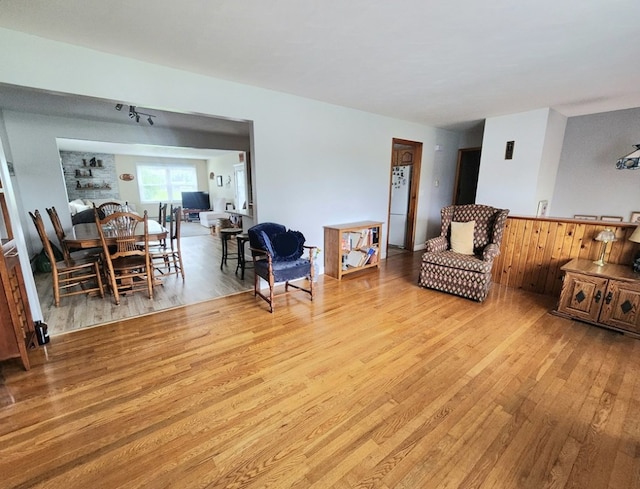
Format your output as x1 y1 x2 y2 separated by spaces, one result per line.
554 258 640 338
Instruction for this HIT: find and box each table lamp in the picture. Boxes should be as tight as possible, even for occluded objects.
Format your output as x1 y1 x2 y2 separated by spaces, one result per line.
629 226 640 272
593 228 617 266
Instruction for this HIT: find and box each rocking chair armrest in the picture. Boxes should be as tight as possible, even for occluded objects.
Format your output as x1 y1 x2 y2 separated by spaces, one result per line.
425 236 448 253
482 243 500 262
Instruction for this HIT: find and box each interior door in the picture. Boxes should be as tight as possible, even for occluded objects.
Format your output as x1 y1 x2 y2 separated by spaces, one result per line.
387 139 422 252
453 148 481 205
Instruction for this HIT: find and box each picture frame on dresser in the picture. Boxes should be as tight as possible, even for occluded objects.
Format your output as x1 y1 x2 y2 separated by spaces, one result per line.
573 214 597 220
630 212 640 224
600 215 623 222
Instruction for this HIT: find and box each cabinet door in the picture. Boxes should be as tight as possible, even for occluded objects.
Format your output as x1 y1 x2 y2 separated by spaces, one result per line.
599 280 640 334
557 272 607 323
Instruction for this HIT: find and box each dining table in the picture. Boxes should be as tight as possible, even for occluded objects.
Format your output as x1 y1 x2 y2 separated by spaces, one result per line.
64 220 168 249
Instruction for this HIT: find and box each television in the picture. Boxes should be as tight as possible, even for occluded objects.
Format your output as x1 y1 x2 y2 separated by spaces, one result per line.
181 191 210 210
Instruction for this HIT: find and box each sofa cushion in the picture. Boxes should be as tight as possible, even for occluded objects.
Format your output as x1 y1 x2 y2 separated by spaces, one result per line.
450 220 475 254
421 250 492 274
271 230 305 261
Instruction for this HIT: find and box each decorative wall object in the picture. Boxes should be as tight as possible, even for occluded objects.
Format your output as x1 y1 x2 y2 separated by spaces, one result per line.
60 151 119 201
216 175 223 187
536 200 548 217
119 174 135 181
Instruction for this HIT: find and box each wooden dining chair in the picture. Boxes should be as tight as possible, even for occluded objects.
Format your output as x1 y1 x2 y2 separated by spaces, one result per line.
29 209 105 307
95 209 154 305
149 205 185 279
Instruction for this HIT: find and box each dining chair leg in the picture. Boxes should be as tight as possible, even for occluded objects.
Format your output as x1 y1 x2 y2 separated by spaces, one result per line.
94 262 105 299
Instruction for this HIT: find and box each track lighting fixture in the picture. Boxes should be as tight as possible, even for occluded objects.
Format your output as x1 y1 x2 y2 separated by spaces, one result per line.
115 103 157 126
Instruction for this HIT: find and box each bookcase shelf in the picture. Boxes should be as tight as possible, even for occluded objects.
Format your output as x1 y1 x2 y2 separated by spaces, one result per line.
323 221 383 280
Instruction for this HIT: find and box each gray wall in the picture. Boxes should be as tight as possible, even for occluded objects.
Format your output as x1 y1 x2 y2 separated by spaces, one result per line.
552 107 640 221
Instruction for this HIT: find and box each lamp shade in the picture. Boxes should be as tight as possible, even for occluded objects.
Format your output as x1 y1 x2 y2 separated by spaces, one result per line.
630 226 640 244
595 228 617 242
616 144 640 170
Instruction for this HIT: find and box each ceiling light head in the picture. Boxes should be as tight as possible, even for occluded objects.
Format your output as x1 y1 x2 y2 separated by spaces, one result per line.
129 105 136 118
115 103 123 111
135 114 140 123
616 144 640 170
147 116 154 126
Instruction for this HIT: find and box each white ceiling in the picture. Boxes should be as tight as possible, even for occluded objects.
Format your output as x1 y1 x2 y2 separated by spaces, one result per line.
1 0 640 131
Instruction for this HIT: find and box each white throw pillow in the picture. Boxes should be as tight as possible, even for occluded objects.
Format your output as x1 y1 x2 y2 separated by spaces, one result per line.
450 221 475 255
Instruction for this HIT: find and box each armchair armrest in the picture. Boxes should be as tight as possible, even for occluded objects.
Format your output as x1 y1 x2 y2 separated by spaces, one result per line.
482 243 501 262
425 236 448 253
249 246 271 261
303 244 318 264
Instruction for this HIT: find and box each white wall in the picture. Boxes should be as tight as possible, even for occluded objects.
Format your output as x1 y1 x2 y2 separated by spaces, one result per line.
551 107 640 220
0 28 459 264
207 153 240 206
476 108 555 215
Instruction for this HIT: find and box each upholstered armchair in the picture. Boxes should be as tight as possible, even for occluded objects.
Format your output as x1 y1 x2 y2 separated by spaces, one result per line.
248 222 317 313
418 204 509 302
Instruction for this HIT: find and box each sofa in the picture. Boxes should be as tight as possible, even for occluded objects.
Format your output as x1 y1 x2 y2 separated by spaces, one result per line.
199 198 233 229
69 198 137 224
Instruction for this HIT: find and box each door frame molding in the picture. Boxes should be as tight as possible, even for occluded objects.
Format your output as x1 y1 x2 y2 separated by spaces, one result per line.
388 138 422 252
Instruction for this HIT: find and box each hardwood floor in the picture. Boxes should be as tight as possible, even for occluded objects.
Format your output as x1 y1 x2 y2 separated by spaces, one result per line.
34 225 254 335
3 250 640 488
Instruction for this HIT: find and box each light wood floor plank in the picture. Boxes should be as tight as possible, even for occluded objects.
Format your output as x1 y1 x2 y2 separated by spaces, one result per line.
3 250 640 488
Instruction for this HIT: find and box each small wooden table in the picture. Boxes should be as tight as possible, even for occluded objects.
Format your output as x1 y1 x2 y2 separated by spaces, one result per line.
65 220 168 249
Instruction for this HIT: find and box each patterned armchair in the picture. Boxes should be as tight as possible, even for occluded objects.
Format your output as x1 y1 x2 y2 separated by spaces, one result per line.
418 204 509 302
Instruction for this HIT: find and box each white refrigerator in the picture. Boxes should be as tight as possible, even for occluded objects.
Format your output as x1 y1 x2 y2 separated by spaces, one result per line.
389 165 411 247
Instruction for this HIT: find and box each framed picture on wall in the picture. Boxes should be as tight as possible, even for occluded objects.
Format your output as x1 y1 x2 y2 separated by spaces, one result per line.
630 212 640 224
216 175 223 187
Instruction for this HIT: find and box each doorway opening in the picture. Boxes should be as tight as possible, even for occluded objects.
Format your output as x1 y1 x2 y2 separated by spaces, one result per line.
453 147 481 205
387 138 422 253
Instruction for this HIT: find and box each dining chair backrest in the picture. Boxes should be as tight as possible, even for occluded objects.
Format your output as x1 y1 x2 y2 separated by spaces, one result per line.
29 210 61 271
96 210 149 260
158 202 168 224
98 201 125 217
170 205 182 244
45 206 73 263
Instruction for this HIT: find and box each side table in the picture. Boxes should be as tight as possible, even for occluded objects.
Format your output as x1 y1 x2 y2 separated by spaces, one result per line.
235 233 253 280
220 228 242 270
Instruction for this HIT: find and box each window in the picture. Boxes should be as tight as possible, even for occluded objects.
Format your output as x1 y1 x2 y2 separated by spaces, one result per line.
137 165 198 203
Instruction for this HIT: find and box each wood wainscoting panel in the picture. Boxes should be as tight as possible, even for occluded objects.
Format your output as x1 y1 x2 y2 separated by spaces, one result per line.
492 216 639 297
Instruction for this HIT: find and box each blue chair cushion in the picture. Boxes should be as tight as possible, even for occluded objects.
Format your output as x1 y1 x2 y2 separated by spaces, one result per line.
271 230 305 261
255 258 311 283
